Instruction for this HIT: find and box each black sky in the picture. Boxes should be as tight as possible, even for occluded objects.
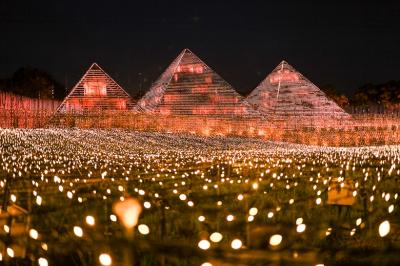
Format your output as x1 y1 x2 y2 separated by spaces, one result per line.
1 0 400 96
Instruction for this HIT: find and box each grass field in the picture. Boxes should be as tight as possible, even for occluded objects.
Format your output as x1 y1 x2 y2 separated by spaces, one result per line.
0 129 400 265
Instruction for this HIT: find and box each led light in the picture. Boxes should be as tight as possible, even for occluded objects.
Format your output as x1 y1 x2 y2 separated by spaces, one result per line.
99 253 112 266
231 239 242 249
379 220 390 237
73 226 83 237
138 224 150 235
269 234 282 246
210 232 223 243
85 215 95 226
198 240 211 250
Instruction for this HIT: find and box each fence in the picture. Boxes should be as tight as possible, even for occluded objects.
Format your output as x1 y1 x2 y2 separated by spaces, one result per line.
3 89 400 146
0 91 61 128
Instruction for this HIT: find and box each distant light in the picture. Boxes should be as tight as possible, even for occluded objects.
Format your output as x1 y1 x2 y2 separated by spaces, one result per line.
198 216 205 222
99 253 112 266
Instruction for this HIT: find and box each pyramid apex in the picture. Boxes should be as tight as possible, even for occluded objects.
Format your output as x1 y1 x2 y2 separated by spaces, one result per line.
88 62 102 70
181 48 194 54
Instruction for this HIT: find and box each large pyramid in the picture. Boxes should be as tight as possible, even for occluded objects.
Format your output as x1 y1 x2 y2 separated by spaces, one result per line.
246 61 350 120
56 63 135 113
137 49 259 118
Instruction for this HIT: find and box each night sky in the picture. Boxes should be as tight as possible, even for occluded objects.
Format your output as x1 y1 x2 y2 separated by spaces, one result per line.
1 0 400 96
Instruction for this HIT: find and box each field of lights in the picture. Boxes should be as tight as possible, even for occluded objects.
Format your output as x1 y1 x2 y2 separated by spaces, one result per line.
1 129 400 266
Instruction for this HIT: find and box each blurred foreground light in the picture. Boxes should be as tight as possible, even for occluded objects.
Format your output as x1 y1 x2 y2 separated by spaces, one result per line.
201 263 212 266
38 257 48 266
231 239 242 249
138 224 150 235
99 253 112 266
379 220 390 237
269 234 282 246
198 240 211 250
113 197 142 230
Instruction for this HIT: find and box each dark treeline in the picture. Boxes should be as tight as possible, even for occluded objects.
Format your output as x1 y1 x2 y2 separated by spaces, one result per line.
1 67 399 111
0 67 65 100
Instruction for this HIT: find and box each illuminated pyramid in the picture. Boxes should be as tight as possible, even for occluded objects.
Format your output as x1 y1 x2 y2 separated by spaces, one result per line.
56 63 134 113
246 61 350 120
138 49 259 118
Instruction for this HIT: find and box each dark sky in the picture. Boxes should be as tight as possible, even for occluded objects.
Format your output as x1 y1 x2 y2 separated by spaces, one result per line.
1 0 400 96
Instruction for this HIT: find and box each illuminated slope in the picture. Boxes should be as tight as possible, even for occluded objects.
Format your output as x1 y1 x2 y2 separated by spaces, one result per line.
56 63 135 113
138 49 259 118
246 61 350 120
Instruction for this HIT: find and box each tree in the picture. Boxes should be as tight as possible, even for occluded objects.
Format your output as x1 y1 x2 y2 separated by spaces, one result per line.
320 84 350 108
1 67 65 100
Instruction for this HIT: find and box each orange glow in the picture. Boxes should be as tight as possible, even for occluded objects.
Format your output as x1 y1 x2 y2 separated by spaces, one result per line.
269 69 299 84
84 81 107 96
192 87 208 94
164 94 181 103
176 64 203 73
210 95 239 104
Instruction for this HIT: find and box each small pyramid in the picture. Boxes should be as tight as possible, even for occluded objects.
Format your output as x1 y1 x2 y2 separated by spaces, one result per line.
138 49 259 118
56 63 134 113
246 61 350 119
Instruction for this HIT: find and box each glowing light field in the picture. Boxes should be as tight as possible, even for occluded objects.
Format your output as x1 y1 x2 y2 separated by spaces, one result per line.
1 128 400 265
